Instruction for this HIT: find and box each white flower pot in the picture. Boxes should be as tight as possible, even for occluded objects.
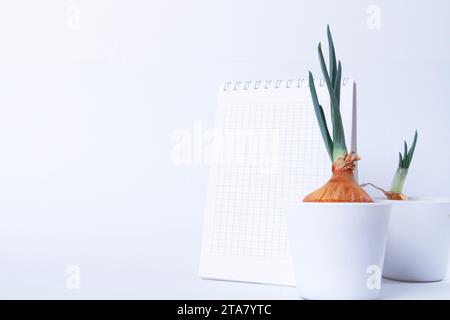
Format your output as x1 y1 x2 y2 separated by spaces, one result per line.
383 197 450 282
287 202 392 300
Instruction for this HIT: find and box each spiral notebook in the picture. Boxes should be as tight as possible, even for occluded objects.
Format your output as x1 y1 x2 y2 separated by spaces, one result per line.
199 78 357 286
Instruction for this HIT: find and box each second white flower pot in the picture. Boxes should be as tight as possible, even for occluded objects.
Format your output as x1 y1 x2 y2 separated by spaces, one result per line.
287 202 392 300
383 197 450 282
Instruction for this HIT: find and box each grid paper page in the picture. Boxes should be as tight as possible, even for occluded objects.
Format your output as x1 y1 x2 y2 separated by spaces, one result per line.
200 79 355 286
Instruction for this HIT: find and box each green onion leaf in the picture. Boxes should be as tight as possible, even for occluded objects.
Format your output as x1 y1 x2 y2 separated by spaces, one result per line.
318 43 338 108
318 43 346 159
403 141 408 167
308 26 347 162
327 25 337 87
309 72 333 161
407 130 418 166
397 130 418 169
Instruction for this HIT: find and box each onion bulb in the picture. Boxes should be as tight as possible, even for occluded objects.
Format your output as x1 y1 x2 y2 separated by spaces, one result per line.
304 154 373 202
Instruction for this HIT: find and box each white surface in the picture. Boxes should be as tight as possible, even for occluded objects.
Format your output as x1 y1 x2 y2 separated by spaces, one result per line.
0 0 449 299
288 202 391 299
200 79 354 286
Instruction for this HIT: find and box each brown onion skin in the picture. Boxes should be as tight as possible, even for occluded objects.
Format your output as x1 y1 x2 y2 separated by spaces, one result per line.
385 192 407 200
303 156 373 203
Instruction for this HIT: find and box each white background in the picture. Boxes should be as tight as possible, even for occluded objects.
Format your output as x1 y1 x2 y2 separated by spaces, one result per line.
0 0 449 299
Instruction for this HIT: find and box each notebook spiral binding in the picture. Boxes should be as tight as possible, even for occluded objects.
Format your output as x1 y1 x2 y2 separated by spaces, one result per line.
223 77 350 91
